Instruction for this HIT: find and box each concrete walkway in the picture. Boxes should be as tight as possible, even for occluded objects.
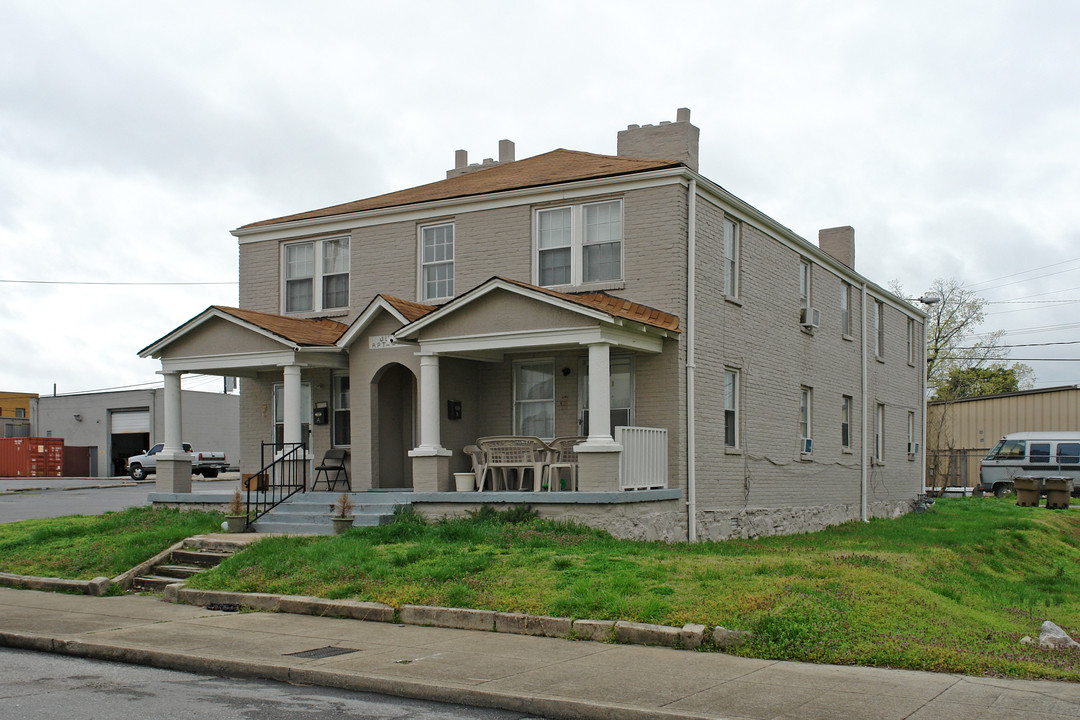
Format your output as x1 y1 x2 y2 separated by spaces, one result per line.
1 587 1079 720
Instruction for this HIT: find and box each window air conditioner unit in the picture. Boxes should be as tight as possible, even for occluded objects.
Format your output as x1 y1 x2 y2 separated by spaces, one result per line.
801 437 813 454
800 307 820 328
908 442 919 454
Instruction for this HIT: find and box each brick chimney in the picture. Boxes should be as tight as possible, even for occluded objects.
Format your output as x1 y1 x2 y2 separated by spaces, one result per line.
818 226 855 270
447 140 516 179
617 107 699 172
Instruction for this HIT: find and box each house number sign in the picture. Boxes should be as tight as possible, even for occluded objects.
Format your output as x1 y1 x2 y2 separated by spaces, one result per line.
368 335 395 349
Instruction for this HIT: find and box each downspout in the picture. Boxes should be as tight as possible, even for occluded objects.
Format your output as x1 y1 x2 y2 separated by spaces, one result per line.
861 284 869 522
920 317 928 496
687 178 698 542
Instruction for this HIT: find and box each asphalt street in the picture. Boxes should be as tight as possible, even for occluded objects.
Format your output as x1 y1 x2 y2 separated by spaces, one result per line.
0 476 240 523
0 647 541 720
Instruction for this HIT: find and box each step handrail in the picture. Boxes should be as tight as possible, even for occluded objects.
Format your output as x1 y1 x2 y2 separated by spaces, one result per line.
245 441 308 528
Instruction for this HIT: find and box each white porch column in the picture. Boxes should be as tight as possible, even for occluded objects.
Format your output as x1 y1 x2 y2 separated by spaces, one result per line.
416 354 444 453
156 370 192 493
409 353 451 492
583 342 619 448
162 371 184 454
282 364 303 447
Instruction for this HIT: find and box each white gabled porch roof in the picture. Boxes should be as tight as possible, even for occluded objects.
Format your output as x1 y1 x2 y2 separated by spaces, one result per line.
393 276 680 361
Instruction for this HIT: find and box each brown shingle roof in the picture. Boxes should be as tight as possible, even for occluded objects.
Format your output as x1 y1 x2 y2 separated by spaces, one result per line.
379 295 437 323
240 150 683 229
498 278 681 333
213 306 348 346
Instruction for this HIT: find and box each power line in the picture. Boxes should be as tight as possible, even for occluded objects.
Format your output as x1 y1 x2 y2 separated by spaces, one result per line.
966 257 1080 291
1 279 237 286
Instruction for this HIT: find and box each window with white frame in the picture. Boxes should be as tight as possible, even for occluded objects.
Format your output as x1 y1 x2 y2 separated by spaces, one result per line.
579 355 634 435
723 218 739 297
536 200 622 287
841 282 852 336
907 410 915 456
799 260 811 310
14 408 25 418
420 223 454 301
875 403 885 463
842 395 853 450
283 237 350 313
332 375 350 447
514 360 555 438
724 369 739 448
874 299 885 358
799 386 813 453
906 317 917 365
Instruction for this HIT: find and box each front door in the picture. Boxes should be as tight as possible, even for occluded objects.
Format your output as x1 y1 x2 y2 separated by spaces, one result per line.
373 363 416 488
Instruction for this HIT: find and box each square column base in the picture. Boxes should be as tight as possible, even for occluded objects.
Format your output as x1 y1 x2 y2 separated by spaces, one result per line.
575 446 622 492
411 452 452 492
155 457 193 493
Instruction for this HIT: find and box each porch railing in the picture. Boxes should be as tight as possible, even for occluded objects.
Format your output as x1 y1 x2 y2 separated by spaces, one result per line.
617 426 668 490
245 441 307 527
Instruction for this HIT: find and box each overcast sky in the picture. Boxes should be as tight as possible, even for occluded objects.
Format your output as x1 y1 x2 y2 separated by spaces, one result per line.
2 0 1078 397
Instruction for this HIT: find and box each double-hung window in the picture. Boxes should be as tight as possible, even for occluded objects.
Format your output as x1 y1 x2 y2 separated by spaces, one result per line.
799 260 811 311
332 375 350 447
906 317 917 365
536 200 622 287
420 223 454 302
799 386 813 454
907 410 916 456
580 355 634 435
514 360 555 438
875 403 886 463
723 218 739 297
283 237 350 313
842 395 853 450
272 382 312 450
873 299 885 358
841 282 853 336
724 369 739 448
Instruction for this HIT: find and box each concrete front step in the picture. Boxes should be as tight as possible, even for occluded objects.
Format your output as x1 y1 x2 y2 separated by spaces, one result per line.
171 549 232 567
154 564 203 579
251 491 409 535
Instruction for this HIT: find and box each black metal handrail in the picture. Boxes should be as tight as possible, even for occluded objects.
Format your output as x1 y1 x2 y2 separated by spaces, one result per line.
245 441 307 527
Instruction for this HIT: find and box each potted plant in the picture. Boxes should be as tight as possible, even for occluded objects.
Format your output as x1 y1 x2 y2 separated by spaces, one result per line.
332 492 354 534
225 490 248 533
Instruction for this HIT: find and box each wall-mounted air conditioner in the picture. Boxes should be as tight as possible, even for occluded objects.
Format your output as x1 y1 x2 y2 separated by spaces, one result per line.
800 307 820 328
908 442 919 454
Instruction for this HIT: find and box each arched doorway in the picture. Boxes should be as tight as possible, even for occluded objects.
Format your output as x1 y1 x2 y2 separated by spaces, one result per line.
371 363 417 488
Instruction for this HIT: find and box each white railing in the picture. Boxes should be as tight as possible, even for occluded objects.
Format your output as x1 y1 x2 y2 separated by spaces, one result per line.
616 426 668 490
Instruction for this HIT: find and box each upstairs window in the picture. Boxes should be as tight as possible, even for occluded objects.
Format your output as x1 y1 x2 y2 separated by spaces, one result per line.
907 317 917 365
873 299 885 358
536 200 622 287
841 282 853 336
799 260 811 310
283 237 350 313
723 218 739 297
420 223 454 302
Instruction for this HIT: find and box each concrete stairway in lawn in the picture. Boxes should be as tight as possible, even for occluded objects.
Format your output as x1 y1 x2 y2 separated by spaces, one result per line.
131 544 236 593
251 491 411 535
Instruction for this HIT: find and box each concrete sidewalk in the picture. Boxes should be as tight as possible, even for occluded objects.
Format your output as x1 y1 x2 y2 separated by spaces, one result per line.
1 588 1078 720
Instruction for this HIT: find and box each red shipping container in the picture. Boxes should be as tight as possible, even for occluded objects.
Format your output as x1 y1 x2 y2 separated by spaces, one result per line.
0 438 64 477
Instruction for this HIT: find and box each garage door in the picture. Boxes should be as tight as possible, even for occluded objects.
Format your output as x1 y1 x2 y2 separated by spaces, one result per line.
111 410 149 434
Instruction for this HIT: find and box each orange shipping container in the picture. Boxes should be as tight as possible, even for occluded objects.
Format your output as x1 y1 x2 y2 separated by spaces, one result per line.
0 438 64 477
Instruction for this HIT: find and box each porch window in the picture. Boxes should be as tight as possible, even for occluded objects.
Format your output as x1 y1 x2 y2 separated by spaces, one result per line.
272 382 312 450
514 360 555 438
536 199 622 287
283 237 350 313
420 222 454 301
332 375 350 447
580 355 634 435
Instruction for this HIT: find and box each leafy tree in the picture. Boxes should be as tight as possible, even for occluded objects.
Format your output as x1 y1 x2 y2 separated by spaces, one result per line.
933 365 1023 401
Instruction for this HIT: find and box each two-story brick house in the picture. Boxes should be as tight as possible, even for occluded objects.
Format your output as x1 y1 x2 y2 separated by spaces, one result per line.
140 109 926 541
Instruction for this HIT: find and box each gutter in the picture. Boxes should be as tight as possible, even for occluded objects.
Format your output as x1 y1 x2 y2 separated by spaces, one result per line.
687 179 697 542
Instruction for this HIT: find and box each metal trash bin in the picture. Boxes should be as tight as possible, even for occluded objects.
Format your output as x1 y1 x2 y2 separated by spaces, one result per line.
1014 475 1041 507
1044 476 1073 510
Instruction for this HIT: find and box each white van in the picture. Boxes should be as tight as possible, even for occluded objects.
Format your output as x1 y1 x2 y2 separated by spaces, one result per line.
979 432 1080 497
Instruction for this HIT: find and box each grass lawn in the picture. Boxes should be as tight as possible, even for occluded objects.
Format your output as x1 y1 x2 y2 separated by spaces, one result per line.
0 507 224 580
187 499 1080 680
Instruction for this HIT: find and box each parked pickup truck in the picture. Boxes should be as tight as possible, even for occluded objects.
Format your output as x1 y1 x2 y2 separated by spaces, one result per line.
127 443 227 480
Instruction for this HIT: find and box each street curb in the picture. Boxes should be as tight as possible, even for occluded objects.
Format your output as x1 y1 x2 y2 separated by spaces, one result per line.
0 572 110 596
0 629 716 720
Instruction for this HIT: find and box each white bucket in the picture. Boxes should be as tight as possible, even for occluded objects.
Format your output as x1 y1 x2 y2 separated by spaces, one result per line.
454 472 475 492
